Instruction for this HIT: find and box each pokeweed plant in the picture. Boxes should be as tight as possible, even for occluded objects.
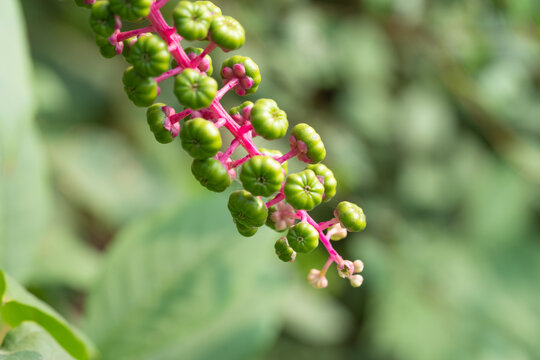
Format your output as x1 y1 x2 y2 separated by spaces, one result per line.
77 0 367 289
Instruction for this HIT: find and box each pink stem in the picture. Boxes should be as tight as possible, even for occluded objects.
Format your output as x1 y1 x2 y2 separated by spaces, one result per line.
320 257 334 275
220 139 240 160
229 155 251 169
277 148 298 163
84 0 96 4
147 3 190 67
214 118 226 128
266 192 285 208
300 210 341 264
216 78 240 100
190 42 217 68
169 108 193 124
154 65 183 83
155 0 170 9
318 218 339 231
114 26 154 43
210 101 261 157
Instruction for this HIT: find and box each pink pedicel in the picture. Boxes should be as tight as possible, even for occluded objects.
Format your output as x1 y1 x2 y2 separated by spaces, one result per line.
99 1 364 289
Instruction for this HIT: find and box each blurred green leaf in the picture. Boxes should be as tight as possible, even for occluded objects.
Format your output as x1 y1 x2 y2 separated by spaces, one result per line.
0 0 50 282
47 129 184 227
85 195 288 360
0 323 76 360
0 271 96 360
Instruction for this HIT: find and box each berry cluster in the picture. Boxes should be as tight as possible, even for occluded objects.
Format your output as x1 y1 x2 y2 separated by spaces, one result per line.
76 0 367 288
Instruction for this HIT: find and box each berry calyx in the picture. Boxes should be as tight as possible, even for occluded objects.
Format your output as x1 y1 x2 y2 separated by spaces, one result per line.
221 56 261 95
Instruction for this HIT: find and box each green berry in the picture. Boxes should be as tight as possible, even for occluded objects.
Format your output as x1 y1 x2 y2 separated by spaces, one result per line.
191 157 231 192
89 1 116 37
221 56 261 95
275 237 295 262
306 163 337 202
109 0 152 21
240 155 284 197
227 190 268 228
180 117 222 159
173 1 217 41
121 36 137 58
95 34 116 58
250 99 288 140
174 68 217 110
286 222 319 253
284 169 324 211
198 1 221 16
127 34 171 77
290 123 326 164
259 148 288 174
335 201 366 232
146 103 176 144
122 66 158 107
184 47 213 75
235 222 258 237
209 16 245 51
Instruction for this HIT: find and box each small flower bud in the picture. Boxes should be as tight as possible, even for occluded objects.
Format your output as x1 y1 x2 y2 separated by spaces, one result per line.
329 223 347 241
338 260 354 279
313 276 328 289
350 274 364 288
307 269 320 283
353 259 364 273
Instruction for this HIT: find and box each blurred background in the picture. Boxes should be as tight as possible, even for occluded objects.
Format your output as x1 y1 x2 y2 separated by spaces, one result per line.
2 0 540 359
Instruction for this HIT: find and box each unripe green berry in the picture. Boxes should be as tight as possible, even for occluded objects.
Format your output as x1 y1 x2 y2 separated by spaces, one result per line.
209 15 245 51
306 163 337 201
275 237 295 262
286 222 319 253
75 0 92 9
191 157 231 192
250 99 288 140
284 169 324 211
122 66 158 107
89 1 116 37
240 155 284 197
229 101 253 125
335 201 366 232
146 103 177 144
109 0 152 21
235 222 258 237
180 117 222 159
127 34 171 77
95 34 117 58
174 68 217 110
290 123 326 163
173 1 218 41
259 148 288 174
227 190 268 228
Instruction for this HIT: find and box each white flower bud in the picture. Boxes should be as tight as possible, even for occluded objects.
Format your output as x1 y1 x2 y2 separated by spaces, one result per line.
350 274 364 288
329 223 347 241
353 260 364 273
307 269 320 283
313 276 328 289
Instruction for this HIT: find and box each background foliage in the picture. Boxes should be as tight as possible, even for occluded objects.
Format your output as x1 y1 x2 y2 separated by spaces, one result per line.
1 0 539 359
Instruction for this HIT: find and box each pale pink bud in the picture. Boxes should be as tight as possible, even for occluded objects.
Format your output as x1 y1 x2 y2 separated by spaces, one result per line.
240 76 254 89
350 274 364 288
353 260 364 273
222 66 233 79
233 63 246 77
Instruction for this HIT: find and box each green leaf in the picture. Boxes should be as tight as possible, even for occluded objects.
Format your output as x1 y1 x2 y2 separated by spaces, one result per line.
85 194 288 360
1 323 75 360
47 129 184 227
0 0 51 282
0 271 96 360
